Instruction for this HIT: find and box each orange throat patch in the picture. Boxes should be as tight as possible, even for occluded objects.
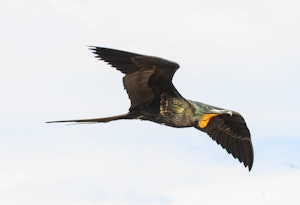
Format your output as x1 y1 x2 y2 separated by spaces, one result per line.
198 113 219 129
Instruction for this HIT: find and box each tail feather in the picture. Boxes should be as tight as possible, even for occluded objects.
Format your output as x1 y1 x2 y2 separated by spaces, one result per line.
46 113 132 124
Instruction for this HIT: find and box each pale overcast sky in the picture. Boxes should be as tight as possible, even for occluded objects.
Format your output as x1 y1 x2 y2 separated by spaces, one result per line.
1 0 300 204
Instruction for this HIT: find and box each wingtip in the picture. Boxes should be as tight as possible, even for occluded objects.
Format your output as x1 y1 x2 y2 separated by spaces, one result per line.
245 157 253 171
248 164 253 172
87 45 96 49
87 46 97 53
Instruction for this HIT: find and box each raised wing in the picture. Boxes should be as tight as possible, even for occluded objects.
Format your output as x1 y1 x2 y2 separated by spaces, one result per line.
90 47 180 110
200 112 254 170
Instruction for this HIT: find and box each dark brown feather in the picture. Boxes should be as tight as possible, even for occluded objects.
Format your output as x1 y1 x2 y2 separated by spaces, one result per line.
90 47 180 109
123 70 155 109
201 113 254 170
90 47 179 74
48 46 254 170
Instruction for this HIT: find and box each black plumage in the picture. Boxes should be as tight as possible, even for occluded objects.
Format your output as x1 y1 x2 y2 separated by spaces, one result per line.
47 47 254 171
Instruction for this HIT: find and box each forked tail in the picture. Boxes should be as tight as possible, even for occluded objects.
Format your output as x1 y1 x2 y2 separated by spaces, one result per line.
46 113 134 124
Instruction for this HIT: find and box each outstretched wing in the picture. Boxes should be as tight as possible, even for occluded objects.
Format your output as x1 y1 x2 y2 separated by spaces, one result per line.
200 112 254 171
90 47 180 110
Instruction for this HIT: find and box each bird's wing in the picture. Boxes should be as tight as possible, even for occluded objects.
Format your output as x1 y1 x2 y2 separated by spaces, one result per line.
200 112 254 171
90 47 180 109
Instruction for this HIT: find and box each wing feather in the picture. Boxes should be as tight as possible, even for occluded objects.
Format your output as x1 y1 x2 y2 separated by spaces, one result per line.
90 47 179 74
123 70 155 109
201 113 254 171
90 46 180 109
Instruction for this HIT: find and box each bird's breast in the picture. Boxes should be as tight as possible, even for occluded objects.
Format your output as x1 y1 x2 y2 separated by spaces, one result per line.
157 93 195 127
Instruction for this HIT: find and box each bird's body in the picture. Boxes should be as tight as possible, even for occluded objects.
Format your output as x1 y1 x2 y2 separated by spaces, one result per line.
48 47 254 170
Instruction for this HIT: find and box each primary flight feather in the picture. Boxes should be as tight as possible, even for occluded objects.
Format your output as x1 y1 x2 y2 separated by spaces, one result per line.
47 46 254 171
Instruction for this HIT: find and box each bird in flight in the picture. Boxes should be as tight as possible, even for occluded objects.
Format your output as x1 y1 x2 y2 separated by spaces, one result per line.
47 47 254 171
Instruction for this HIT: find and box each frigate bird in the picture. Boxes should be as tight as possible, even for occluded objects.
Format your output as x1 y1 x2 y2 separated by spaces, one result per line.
47 47 254 171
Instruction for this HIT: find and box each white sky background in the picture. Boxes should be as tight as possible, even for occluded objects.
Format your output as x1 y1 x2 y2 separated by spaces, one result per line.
1 0 300 204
